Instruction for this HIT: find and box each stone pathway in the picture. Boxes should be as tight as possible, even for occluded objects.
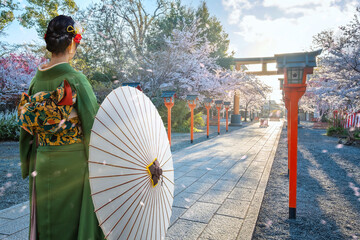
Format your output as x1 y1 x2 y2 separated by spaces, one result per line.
0 121 283 240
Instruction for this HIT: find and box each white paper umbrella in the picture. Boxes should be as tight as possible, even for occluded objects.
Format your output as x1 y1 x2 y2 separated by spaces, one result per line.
89 86 174 240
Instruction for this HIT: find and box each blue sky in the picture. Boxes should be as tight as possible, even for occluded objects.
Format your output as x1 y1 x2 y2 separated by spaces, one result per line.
1 0 358 101
2 0 357 57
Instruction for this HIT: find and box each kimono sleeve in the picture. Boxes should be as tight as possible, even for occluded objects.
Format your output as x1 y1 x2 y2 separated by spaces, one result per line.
72 73 99 160
19 81 36 179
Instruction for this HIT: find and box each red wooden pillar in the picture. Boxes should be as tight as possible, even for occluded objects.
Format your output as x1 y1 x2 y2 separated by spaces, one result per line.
187 95 198 144
189 103 197 143
162 91 176 146
204 98 213 139
283 68 311 219
224 102 230 132
164 100 174 145
215 100 223 135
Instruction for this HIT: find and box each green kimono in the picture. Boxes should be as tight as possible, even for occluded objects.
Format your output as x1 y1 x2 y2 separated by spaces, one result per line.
19 63 104 240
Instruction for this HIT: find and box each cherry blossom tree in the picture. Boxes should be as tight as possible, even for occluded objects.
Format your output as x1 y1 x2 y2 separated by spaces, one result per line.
305 7 360 116
138 21 271 107
0 53 45 109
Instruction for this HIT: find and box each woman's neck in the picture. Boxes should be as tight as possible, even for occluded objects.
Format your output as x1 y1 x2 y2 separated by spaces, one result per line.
47 54 69 68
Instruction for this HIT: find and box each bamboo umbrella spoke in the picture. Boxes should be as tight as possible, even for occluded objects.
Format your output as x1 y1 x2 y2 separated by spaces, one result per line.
114 91 152 162
107 96 150 162
93 116 147 167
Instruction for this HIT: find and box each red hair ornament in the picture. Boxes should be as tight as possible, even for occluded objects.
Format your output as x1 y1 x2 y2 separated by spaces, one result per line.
74 34 82 44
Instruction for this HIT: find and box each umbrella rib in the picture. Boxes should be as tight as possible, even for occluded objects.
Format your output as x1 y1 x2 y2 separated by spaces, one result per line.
101 177 149 230
96 107 148 166
143 184 156 240
116 179 152 240
163 175 175 186
142 94 155 159
158 188 165 238
121 88 152 163
149 98 158 162
155 187 160 240
89 145 147 170
130 88 152 164
158 137 169 167
91 175 147 197
134 184 155 240
106 179 150 239
124 181 153 240
160 155 172 168
162 169 174 172
157 119 162 162
160 187 172 225
115 90 152 163
160 186 172 210
137 90 152 158
89 173 143 179
91 131 146 168
162 179 175 199
150 186 158 240
88 160 146 172
159 187 171 231
106 96 150 164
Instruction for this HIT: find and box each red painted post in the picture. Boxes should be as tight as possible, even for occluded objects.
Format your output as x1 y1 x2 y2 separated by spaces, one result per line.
217 108 221 135
187 95 198 144
206 107 210 138
191 106 194 142
226 109 229 132
215 100 223 135
188 102 197 143
276 50 321 220
289 94 299 218
284 68 311 219
284 96 291 176
164 100 174 146
204 98 212 139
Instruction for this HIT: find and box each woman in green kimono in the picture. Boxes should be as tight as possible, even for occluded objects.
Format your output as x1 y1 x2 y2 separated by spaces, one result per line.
19 15 104 240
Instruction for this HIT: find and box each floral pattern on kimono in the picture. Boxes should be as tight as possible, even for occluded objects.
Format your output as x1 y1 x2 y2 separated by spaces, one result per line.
17 79 82 146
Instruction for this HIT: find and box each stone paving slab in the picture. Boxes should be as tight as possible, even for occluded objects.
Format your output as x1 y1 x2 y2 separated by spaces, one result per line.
166 219 207 240
167 121 283 240
199 215 243 240
181 202 220 223
216 199 251 218
199 189 229 205
0 121 283 240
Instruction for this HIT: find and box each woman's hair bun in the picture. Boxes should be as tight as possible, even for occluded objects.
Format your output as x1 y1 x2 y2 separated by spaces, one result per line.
44 15 75 54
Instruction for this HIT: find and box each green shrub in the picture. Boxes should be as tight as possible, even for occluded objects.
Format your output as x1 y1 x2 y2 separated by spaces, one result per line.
0 110 20 141
353 130 360 139
326 126 347 136
158 100 205 133
91 80 114 104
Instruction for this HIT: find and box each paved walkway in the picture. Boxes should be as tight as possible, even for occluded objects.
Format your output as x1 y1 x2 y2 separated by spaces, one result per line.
0 121 283 240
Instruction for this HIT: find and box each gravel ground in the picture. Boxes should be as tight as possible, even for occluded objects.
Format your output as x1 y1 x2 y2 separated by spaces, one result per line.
253 122 360 240
0 120 252 210
0 141 29 210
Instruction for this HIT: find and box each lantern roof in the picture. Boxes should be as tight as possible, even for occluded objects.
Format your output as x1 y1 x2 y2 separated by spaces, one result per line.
122 82 141 87
224 101 231 106
204 98 212 103
161 91 176 98
215 100 223 105
275 49 322 73
186 95 198 100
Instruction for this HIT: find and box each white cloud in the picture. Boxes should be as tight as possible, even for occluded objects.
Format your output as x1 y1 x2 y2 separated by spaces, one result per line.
263 0 333 9
222 0 253 24
223 0 358 56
